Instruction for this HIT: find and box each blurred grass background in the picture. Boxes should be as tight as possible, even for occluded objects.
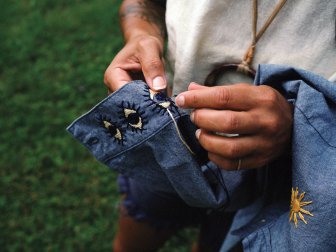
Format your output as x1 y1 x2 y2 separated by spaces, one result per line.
0 0 196 251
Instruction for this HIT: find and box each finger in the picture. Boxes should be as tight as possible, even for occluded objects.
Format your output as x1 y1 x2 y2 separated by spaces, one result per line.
208 152 265 170
175 83 256 110
137 40 166 91
104 62 142 92
188 82 209 91
191 109 261 134
104 67 132 92
196 129 260 159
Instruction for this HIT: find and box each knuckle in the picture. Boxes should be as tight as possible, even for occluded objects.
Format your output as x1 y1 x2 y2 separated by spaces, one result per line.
265 117 281 133
136 37 164 74
103 68 118 87
227 142 240 157
193 110 200 124
103 69 110 86
258 86 278 105
138 37 153 48
146 58 162 71
216 88 231 106
198 133 210 149
188 93 199 107
228 112 240 131
138 36 161 51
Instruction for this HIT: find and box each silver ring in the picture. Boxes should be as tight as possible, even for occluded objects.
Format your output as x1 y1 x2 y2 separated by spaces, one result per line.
237 159 242 170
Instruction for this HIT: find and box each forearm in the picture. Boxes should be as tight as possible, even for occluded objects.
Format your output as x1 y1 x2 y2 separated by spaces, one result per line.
119 0 166 44
104 0 167 91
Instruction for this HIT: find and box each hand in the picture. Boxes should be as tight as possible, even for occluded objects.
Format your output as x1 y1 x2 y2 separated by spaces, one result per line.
175 82 293 170
104 35 167 93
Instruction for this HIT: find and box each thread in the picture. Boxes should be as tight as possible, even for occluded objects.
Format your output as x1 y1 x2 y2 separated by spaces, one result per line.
166 108 195 155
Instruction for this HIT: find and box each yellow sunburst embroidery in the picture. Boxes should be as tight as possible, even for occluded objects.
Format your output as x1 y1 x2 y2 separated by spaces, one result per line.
289 187 313 228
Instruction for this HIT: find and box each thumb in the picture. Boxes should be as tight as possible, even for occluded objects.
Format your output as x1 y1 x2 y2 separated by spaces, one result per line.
138 46 166 91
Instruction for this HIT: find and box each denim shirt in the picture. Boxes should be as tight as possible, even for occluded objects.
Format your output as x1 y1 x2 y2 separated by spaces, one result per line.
221 64 336 251
67 81 254 209
68 64 336 251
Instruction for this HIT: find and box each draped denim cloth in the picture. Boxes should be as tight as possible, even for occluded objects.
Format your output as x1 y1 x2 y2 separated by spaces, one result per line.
220 64 336 251
67 81 254 209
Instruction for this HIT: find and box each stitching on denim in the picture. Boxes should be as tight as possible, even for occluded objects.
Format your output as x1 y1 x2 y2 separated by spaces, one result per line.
261 228 271 251
66 80 144 132
98 115 125 145
103 114 188 162
142 86 193 153
295 106 336 148
166 108 195 155
119 101 147 133
206 164 231 210
289 187 313 228
143 86 179 115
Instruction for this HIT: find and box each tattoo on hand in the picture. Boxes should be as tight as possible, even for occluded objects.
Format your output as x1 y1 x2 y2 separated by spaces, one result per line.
120 0 166 37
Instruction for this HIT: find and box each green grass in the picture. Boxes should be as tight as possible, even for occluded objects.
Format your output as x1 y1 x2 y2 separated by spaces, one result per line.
0 1 196 251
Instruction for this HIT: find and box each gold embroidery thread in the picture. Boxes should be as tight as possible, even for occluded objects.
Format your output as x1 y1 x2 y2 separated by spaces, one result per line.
149 89 171 108
103 120 122 141
289 187 313 228
124 108 143 129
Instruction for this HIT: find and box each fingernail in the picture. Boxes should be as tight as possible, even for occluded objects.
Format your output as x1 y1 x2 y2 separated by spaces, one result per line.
153 76 166 90
175 95 185 107
190 111 194 122
190 82 200 86
195 129 201 139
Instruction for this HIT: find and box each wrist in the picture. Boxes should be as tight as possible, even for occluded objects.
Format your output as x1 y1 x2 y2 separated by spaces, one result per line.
124 27 164 44
119 0 166 44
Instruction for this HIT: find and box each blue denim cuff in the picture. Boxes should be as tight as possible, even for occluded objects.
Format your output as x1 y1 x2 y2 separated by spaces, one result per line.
67 80 232 208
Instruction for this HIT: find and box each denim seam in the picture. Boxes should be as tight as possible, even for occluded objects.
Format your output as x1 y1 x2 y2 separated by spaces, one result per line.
295 105 336 148
262 227 271 252
247 235 251 252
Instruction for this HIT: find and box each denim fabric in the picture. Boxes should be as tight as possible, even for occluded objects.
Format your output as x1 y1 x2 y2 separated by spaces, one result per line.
67 81 255 209
220 64 336 251
117 174 207 229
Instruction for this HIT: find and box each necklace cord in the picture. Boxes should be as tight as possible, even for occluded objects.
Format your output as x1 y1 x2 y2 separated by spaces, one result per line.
238 0 287 74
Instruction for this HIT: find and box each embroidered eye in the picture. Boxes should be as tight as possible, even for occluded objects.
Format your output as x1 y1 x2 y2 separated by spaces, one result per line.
120 101 146 132
124 108 142 129
98 115 124 144
103 120 123 140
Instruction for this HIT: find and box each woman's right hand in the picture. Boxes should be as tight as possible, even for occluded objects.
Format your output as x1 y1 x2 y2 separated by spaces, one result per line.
104 35 167 93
